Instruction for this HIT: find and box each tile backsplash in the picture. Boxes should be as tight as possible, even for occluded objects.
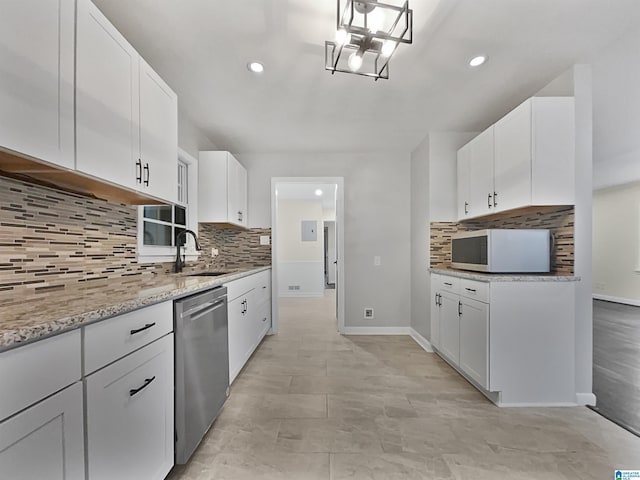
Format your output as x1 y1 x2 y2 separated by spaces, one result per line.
430 206 574 275
0 175 271 294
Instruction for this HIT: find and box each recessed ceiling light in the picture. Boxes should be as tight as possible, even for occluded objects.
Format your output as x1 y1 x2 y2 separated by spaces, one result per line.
315 189 323 196
247 62 264 73
469 55 487 67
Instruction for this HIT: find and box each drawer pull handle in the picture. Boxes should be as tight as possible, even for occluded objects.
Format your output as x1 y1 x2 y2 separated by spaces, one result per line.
444 282 453 286
465 288 477 292
130 322 156 335
129 376 156 397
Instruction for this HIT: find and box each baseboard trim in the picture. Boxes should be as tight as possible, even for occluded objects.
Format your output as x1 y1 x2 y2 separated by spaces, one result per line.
409 328 433 353
593 294 640 307
342 326 411 335
278 292 324 298
576 392 597 406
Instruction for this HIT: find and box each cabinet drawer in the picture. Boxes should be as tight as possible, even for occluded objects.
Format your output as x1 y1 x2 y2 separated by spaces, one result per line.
459 279 489 303
86 333 174 480
0 329 81 421
225 275 256 302
435 275 461 295
84 301 172 375
254 270 271 306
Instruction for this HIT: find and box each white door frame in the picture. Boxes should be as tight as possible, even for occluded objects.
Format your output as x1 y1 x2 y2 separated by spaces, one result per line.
270 177 345 334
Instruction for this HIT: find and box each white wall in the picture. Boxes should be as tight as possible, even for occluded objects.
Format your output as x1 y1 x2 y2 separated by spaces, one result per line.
593 182 640 303
238 152 411 329
591 27 640 189
178 108 218 158
277 199 324 297
410 135 430 340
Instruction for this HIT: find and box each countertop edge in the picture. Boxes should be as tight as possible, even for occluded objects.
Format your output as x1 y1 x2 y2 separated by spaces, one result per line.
0 266 271 353
429 268 581 283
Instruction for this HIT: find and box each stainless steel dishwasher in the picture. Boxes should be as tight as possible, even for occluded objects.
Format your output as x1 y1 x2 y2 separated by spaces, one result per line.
174 286 229 464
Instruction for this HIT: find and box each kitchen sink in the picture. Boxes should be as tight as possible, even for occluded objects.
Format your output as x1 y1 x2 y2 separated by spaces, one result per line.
188 272 231 277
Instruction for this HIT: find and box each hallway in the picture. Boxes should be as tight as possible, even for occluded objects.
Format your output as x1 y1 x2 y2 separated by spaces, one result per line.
170 292 640 479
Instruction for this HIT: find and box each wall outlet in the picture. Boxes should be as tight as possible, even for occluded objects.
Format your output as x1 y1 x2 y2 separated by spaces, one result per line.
260 235 271 246
211 248 219 256
364 308 374 319
374 256 381 266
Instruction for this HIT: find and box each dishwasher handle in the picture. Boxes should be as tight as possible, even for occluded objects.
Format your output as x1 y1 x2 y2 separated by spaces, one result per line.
186 299 226 322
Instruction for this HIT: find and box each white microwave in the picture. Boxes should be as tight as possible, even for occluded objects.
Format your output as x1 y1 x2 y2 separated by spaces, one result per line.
451 229 551 273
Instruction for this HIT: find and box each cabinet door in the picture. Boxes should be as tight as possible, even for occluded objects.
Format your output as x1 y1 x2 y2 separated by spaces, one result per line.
459 298 489 389
226 156 241 226
439 292 460 366
430 288 441 350
76 0 139 190
494 99 532 213
86 334 173 480
468 127 494 218
0 0 74 169
228 294 253 384
0 382 84 480
456 144 471 220
237 162 248 227
139 58 178 203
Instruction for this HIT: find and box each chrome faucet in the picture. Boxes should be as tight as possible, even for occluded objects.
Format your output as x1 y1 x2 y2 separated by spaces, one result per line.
174 229 202 273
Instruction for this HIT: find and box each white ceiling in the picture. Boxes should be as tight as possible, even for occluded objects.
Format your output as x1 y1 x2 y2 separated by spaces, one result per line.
276 183 337 212
93 0 640 154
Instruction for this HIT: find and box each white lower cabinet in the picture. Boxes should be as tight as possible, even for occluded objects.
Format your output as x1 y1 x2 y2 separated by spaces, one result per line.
226 269 272 384
438 292 460 366
431 272 577 406
0 382 84 480
459 297 489 389
86 334 174 480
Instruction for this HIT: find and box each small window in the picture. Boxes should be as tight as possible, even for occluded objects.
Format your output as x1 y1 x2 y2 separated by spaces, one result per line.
137 153 198 263
142 205 187 247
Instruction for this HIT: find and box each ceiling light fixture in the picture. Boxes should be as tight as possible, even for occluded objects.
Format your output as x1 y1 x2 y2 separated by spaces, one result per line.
315 189 323 196
325 0 413 80
247 61 264 73
469 55 487 67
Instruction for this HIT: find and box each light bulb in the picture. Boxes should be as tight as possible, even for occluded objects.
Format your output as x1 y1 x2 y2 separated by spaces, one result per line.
247 62 264 73
469 56 487 67
335 29 351 46
367 8 385 33
381 40 396 57
348 52 363 72
315 189 323 196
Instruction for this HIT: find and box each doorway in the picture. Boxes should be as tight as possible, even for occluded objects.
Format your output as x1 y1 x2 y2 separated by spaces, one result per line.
270 177 345 335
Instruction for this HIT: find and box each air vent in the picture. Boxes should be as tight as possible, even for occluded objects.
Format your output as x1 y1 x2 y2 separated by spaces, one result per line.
288 285 301 291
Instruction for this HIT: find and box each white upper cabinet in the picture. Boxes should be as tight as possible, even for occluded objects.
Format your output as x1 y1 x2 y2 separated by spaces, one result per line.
493 99 532 213
199 151 248 228
76 0 139 191
0 0 75 169
76 0 177 203
139 59 178 203
468 127 495 219
456 144 471 220
458 97 574 221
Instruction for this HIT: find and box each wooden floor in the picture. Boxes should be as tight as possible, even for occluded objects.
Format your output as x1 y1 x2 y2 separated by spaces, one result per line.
592 299 640 436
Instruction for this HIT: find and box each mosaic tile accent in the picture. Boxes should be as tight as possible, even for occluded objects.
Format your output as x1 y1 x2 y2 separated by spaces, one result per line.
430 206 574 275
0 175 271 294
195 225 272 271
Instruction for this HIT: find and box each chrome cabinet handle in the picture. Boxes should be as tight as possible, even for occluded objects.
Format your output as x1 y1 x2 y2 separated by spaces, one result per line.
129 376 156 397
143 163 150 186
464 202 469 214
458 301 462 316
493 191 498 207
487 193 492 208
465 287 476 293
135 159 142 184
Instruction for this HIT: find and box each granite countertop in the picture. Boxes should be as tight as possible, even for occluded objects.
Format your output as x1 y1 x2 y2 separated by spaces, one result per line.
0 266 271 352
429 267 580 283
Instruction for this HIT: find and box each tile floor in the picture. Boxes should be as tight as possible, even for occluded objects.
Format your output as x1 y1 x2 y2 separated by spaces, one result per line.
168 291 640 480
